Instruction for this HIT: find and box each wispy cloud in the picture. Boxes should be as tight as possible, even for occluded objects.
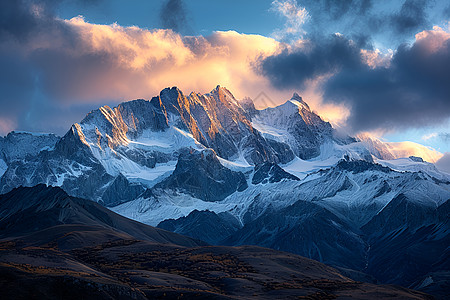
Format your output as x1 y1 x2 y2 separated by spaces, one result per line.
159 0 193 35
270 0 310 41
422 132 438 141
422 132 450 142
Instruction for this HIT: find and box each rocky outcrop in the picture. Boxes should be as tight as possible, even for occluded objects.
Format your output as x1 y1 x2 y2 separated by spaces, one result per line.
101 174 146 207
252 162 300 184
0 131 59 162
154 149 248 202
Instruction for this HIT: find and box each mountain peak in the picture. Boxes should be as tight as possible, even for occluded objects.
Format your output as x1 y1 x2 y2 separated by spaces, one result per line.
290 92 310 111
208 85 240 107
292 92 302 101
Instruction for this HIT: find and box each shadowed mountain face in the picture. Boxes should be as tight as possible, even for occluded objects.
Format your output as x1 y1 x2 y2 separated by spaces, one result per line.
361 194 450 297
0 185 205 248
152 160 450 298
0 185 432 299
154 148 248 202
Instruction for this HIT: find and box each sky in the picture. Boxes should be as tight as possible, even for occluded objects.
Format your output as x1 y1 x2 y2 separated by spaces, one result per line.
0 0 449 164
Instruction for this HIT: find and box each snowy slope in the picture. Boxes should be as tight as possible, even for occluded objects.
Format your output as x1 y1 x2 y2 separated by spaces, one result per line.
252 93 336 160
376 157 450 181
113 156 450 230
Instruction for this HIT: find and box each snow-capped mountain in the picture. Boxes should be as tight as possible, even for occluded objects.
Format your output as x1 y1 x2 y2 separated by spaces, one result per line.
0 131 59 177
0 85 448 297
0 86 343 205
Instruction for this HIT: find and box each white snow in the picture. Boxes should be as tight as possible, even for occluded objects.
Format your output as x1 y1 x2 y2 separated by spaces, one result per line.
281 141 372 179
282 156 337 179
416 276 434 289
218 157 252 173
0 159 7 177
251 100 299 145
252 118 289 140
358 133 443 163
122 161 177 187
112 133 450 228
377 157 450 181
111 190 234 226
76 122 204 187
130 127 203 153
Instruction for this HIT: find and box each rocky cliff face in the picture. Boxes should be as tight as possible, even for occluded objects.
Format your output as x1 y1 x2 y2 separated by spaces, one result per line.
155 148 248 202
0 86 341 204
0 131 59 162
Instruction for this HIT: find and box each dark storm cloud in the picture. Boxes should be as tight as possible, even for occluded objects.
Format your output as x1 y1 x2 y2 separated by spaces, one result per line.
325 39 450 131
0 52 35 119
258 32 450 132
259 34 364 89
320 0 372 20
159 0 192 34
0 0 58 131
0 0 56 41
297 0 373 33
300 0 372 21
390 0 429 35
0 0 97 41
0 0 105 135
297 0 435 46
350 34 374 50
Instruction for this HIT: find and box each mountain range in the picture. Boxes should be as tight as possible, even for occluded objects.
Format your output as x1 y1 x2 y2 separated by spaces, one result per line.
0 185 434 299
0 85 449 298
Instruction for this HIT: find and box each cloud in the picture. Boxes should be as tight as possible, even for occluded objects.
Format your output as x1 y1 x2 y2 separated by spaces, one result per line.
159 0 192 35
284 0 374 40
435 152 450 173
384 141 443 163
258 26 450 133
0 1 307 135
258 34 363 89
288 0 440 49
304 0 372 21
270 0 309 41
390 0 429 35
1 0 445 139
53 18 283 103
422 132 450 143
422 132 438 141
438 133 450 142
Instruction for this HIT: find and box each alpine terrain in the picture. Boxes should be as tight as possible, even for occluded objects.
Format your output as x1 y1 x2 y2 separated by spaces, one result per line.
0 85 449 298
